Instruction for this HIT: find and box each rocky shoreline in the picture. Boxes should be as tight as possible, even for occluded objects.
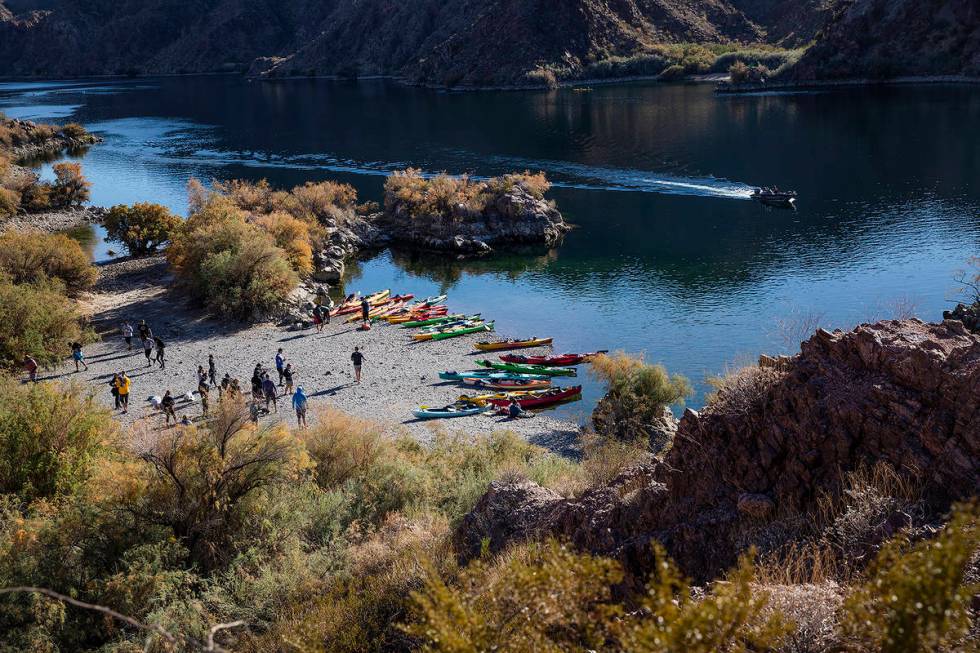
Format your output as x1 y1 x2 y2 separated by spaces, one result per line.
716 74 980 94
0 204 105 234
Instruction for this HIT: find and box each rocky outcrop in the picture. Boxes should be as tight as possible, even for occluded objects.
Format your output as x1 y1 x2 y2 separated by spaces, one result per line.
943 303 980 334
456 319 980 581
3 117 101 163
381 184 569 256
592 399 678 454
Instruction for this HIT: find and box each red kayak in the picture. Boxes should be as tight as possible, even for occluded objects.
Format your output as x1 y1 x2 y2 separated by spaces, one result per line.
499 351 608 367
487 386 582 409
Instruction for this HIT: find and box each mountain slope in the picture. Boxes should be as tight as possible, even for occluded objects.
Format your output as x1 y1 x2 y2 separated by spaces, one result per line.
789 0 980 79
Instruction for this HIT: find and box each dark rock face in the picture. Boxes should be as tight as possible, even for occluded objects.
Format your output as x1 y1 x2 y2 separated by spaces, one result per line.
789 0 980 80
456 319 980 581
944 303 980 334
380 185 569 256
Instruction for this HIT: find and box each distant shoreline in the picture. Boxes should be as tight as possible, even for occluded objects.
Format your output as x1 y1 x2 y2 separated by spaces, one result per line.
716 74 980 94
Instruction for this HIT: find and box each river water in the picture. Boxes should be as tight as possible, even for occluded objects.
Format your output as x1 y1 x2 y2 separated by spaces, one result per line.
2 76 978 420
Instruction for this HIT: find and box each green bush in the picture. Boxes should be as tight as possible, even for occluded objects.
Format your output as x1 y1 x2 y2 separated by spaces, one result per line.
591 352 692 424
103 202 182 255
0 231 98 294
0 274 94 369
839 501 979 652
0 379 114 504
168 207 298 320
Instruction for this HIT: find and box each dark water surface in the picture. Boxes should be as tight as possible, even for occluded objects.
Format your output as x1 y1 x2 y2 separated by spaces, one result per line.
2 77 978 419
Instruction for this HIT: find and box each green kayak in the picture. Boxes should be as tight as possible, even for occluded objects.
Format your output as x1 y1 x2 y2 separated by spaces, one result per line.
476 359 577 377
431 322 494 341
401 314 466 328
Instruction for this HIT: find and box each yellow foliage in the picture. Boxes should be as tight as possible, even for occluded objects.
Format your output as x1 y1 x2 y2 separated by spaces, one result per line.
0 231 97 294
254 211 314 276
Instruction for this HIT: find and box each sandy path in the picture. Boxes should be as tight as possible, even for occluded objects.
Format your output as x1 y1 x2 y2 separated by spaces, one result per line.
51 256 582 452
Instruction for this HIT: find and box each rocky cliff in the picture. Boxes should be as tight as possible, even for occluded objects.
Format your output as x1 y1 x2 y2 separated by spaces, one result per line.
456 318 980 581
789 0 980 79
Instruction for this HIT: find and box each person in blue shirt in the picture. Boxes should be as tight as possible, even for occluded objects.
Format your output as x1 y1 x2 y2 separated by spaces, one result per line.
292 385 309 427
275 348 286 386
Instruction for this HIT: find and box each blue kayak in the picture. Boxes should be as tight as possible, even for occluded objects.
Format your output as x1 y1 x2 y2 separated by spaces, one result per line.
413 403 489 420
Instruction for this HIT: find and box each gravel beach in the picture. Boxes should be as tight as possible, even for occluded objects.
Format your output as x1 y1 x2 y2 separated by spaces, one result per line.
51 255 583 452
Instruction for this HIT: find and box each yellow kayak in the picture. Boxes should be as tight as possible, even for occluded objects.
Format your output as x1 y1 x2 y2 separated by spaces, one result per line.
459 388 552 405
474 337 553 352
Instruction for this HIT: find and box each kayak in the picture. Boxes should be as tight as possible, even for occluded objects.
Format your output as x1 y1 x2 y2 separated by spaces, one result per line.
389 307 449 324
474 337 553 352
345 294 414 323
401 313 466 328
461 378 551 391
438 370 551 382
486 386 583 409
431 322 494 342
477 359 578 377
499 351 608 367
458 388 554 405
413 321 487 342
413 403 489 420
330 289 389 317
418 317 483 332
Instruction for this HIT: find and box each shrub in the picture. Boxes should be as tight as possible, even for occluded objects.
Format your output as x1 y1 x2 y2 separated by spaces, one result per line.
254 211 314 276
0 274 94 369
51 162 90 207
102 202 182 255
591 352 692 419
0 379 115 504
658 64 687 80
838 501 979 652
168 207 298 320
525 67 559 89
730 60 751 83
17 181 52 213
0 231 98 294
59 123 89 140
403 541 791 652
0 187 19 219
132 404 312 571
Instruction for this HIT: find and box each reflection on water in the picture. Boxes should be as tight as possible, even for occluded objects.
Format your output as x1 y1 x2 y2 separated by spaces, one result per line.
1 76 978 420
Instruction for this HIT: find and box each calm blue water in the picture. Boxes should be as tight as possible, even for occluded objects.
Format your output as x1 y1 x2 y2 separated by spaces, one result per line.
3 76 978 421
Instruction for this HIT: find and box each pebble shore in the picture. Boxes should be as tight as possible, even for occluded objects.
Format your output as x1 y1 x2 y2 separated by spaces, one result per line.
52 255 582 452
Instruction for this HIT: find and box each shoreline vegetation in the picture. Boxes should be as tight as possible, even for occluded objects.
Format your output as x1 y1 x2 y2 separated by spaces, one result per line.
0 112 977 650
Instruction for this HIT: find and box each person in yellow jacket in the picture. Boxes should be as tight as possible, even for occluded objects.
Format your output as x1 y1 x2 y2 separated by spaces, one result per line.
114 371 131 414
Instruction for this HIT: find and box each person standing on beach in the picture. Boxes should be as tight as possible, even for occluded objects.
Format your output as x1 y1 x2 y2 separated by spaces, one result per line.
292 385 308 427
122 322 134 351
198 382 209 418
142 336 154 367
360 297 370 323
351 346 364 383
116 372 130 414
197 365 207 388
275 348 286 387
23 354 38 383
71 342 88 372
138 320 151 341
208 354 218 387
219 373 231 399
283 363 295 395
110 373 121 409
262 374 278 412
161 390 177 426
154 336 166 369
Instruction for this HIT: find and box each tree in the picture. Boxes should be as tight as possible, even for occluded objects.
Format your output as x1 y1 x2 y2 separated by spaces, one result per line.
103 203 182 255
51 162 90 208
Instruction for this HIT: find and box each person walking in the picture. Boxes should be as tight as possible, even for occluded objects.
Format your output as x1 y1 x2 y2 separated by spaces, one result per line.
197 365 208 388
137 319 151 341
23 354 38 383
116 371 131 414
262 374 278 412
122 321 134 351
142 336 154 367
153 336 166 369
275 348 286 386
351 346 364 383
208 354 218 387
71 342 88 372
283 363 295 395
292 385 308 427
161 390 177 426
